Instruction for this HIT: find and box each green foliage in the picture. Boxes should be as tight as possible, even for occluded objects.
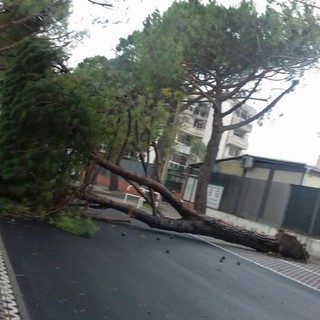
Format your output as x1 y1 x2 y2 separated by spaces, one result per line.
48 210 99 237
0 0 71 39
119 0 320 99
0 36 95 214
73 55 171 162
0 0 72 69
190 138 206 162
0 197 39 218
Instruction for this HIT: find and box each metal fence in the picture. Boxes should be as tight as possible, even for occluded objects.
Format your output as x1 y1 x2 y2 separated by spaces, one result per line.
282 185 320 236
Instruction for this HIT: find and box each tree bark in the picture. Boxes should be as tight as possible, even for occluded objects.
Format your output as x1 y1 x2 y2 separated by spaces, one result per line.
86 193 279 253
87 152 309 262
91 151 197 219
193 107 223 213
109 171 119 191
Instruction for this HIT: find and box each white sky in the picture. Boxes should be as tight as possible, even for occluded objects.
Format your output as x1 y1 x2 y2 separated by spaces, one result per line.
69 0 320 166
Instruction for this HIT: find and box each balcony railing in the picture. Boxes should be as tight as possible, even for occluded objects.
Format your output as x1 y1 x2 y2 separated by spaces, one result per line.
181 123 205 138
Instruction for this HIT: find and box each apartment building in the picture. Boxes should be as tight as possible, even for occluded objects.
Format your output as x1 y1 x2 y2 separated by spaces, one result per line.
168 101 256 169
215 103 257 159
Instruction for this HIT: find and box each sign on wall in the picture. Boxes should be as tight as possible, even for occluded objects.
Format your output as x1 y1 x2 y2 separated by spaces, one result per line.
183 176 198 202
207 185 224 209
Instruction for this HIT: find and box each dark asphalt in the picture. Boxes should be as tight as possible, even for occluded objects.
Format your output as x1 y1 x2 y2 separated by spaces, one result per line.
0 211 319 320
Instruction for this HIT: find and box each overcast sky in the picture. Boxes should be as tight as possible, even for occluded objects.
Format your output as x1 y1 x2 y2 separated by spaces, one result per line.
70 0 320 166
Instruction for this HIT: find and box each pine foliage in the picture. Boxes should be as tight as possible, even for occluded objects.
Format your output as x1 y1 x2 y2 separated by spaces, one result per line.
0 36 92 215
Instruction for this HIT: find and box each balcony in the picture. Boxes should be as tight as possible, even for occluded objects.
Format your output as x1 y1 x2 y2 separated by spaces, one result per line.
231 116 253 132
175 143 191 155
226 134 249 150
181 123 205 138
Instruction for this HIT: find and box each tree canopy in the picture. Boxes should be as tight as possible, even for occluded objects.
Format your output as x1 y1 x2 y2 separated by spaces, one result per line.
117 0 320 212
0 0 72 69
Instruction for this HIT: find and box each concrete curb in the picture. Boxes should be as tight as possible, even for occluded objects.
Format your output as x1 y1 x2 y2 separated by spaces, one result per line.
0 232 30 320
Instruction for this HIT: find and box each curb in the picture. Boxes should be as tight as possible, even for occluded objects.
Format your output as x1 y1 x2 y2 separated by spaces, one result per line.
0 233 30 320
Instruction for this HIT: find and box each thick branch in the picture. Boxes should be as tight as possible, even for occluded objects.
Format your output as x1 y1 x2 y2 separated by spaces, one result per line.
87 0 113 8
81 175 309 261
295 0 320 9
90 151 198 219
184 74 216 106
222 80 299 131
86 193 280 254
221 76 264 117
220 70 266 100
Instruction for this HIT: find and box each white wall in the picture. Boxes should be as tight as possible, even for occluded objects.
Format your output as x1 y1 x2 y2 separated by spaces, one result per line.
202 101 255 159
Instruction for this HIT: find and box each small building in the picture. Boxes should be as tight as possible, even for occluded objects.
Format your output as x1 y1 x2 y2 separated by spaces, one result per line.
189 154 320 188
183 154 320 236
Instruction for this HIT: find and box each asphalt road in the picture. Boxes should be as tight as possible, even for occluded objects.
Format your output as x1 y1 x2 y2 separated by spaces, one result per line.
0 212 319 320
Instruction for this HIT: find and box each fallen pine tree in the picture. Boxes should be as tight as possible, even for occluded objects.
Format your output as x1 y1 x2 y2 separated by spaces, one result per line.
81 151 309 262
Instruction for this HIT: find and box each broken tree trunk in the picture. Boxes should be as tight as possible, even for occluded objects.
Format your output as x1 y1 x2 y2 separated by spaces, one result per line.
88 151 309 262
84 193 308 262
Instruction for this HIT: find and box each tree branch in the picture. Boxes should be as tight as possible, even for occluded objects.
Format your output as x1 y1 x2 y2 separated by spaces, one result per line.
0 33 35 52
221 76 264 117
222 80 299 131
87 0 113 8
90 151 199 219
184 74 216 106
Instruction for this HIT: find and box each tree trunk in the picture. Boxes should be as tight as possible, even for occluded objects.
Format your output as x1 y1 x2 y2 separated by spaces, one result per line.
109 171 119 191
152 100 180 182
85 153 310 262
109 152 125 191
86 193 279 253
85 193 309 262
193 108 223 213
151 136 167 182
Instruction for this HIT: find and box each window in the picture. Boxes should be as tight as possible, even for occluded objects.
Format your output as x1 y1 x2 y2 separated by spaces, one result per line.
193 103 209 118
233 129 246 139
228 147 241 157
177 134 186 144
177 134 192 144
171 154 187 165
235 109 250 120
194 119 206 129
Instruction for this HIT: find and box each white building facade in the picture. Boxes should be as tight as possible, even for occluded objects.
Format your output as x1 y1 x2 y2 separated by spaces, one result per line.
169 100 257 169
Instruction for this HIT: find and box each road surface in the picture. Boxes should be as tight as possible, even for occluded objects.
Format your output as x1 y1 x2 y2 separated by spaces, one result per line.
0 212 319 320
